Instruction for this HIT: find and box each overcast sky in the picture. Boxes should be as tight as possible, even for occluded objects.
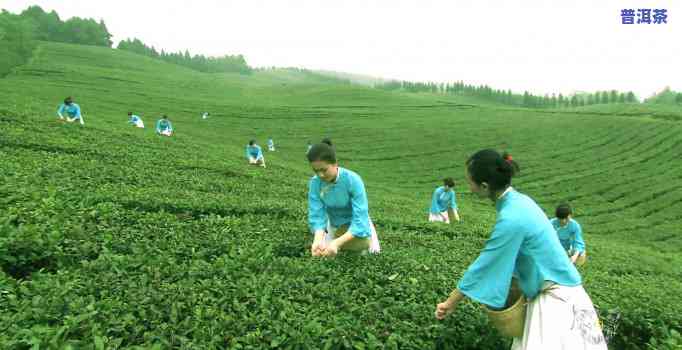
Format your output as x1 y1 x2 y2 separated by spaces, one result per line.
2 0 680 99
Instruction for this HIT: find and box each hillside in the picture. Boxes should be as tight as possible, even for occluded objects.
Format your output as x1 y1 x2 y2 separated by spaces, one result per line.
1 41 681 349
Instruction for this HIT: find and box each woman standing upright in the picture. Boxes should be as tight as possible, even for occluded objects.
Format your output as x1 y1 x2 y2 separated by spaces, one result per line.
435 149 606 349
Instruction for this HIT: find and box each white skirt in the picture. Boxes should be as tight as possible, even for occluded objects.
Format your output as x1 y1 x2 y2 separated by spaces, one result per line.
511 283 607 350
429 211 450 224
248 156 264 164
326 220 381 254
134 121 145 128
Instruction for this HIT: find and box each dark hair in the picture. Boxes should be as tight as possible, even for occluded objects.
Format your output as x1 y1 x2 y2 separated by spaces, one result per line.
307 138 336 163
466 149 519 192
128 112 133 116
162 115 168 119
443 177 455 188
249 139 256 146
555 203 572 219
64 96 73 104
502 151 520 174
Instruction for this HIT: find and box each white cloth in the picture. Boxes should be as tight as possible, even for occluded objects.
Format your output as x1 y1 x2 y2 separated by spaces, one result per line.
511 283 607 350
134 120 144 128
325 220 381 254
159 130 172 136
429 211 450 224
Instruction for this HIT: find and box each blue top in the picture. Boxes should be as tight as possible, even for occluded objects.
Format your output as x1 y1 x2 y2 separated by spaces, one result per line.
268 139 274 147
430 186 457 213
457 189 582 309
156 119 173 133
129 115 142 124
57 103 81 119
246 145 263 159
308 167 371 238
550 218 585 254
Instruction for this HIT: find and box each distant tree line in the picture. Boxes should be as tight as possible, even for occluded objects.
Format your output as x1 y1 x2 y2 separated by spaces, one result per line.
1 6 112 76
645 87 682 105
254 66 352 85
0 6 251 76
375 80 639 108
117 38 252 74
0 10 36 76
15 5 112 47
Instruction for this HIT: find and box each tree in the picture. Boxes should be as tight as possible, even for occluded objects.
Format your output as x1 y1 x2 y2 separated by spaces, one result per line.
586 94 594 105
18 6 112 47
601 91 610 104
610 90 618 104
0 10 37 76
570 94 578 107
626 91 636 103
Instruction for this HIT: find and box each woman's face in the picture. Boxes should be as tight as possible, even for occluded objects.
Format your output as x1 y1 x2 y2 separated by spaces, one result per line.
311 160 339 183
465 167 489 199
559 216 571 226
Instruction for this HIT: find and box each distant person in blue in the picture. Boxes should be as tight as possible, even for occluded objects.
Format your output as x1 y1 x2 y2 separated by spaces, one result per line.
127 112 144 128
267 137 275 151
156 115 173 136
307 139 380 257
57 96 84 125
435 149 606 350
246 140 266 167
428 177 460 223
551 203 587 266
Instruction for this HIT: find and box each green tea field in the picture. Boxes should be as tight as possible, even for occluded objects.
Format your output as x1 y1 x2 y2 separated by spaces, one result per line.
1 42 681 349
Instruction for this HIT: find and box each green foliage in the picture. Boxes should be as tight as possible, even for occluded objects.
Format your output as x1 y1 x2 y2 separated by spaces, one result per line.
375 79 637 110
0 40 680 349
0 10 36 77
646 87 682 106
118 37 252 74
646 328 682 350
0 5 115 76
19 5 112 47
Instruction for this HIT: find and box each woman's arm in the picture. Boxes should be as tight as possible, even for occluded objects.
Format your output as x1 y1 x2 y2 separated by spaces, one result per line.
435 289 466 319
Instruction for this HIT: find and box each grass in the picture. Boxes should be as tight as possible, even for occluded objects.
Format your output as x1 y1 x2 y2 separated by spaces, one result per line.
0 41 681 349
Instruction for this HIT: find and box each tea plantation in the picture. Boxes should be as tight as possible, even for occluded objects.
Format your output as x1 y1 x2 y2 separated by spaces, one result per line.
1 42 681 349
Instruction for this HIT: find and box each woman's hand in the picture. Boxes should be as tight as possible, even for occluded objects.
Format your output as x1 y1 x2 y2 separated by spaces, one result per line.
311 232 327 256
435 290 465 320
570 251 580 264
322 240 339 257
435 300 457 320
